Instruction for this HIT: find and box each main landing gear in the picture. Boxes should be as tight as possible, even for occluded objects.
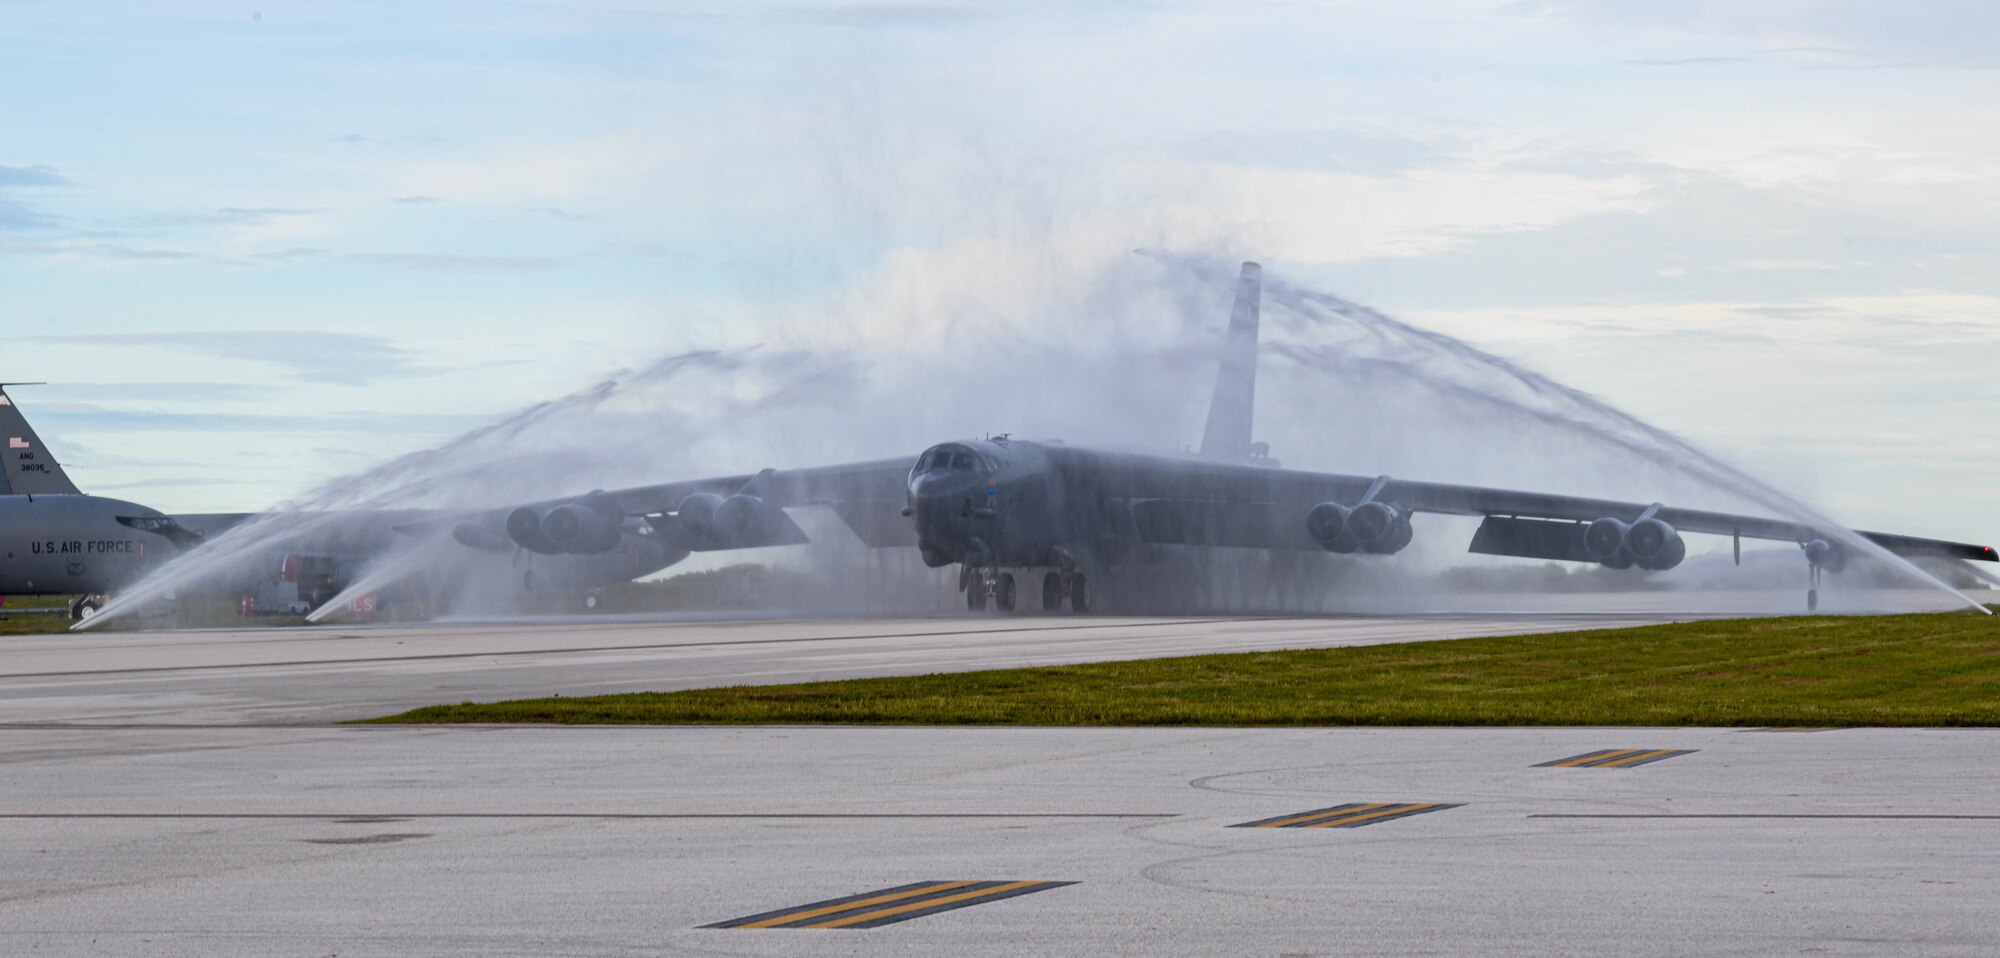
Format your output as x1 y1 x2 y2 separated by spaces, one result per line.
69 594 106 622
962 565 1088 615
1041 570 1088 613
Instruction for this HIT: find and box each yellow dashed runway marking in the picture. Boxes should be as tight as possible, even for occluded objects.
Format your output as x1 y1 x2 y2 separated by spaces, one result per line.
705 880 1073 929
1231 802 1460 829
1535 748 1697 768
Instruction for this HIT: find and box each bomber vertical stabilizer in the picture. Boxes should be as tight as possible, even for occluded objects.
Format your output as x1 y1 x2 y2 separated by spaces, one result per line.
1198 261 1262 462
0 385 82 496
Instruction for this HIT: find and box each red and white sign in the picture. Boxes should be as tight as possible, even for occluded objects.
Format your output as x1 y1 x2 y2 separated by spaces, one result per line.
348 594 377 616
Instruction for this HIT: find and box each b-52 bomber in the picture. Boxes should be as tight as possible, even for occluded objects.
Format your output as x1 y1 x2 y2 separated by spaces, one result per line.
456 262 1996 616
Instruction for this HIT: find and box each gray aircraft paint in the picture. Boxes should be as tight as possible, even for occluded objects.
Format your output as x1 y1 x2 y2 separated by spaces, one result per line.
1196 262 1262 463
0 386 197 600
77 259 1998 628
0 385 81 496
0 494 189 596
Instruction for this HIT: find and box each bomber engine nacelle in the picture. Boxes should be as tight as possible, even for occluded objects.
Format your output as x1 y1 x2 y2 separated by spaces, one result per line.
540 503 624 554
1583 516 1685 571
1583 517 1631 568
1626 517 1686 571
505 506 562 555
1351 501 1414 554
1306 500 1413 555
677 492 768 543
506 494 627 555
1306 502 1354 552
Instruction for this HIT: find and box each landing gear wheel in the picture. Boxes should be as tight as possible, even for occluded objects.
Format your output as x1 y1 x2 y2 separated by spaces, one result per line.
994 573 1017 613
967 583 988 612
583 588 604 611
1807 588 1819 612
70 595 103 622
1042 572 1064 612
1069 574 1089 614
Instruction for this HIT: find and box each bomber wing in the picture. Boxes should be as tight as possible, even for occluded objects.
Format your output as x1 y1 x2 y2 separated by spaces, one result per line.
1068 450 1996 567
478 456 918 554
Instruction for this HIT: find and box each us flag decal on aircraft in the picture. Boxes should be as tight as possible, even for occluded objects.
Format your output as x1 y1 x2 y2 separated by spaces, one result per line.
8 437 28 449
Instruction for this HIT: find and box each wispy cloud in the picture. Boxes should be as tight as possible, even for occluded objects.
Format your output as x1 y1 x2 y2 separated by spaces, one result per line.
2 241 199 259
798 2 993 28
38 331 446 385
0 164 73 187
0 199 58 231
145 206 324 227
338 252 564 272
38 382 280 403
0 163 70 230
31 403 484 434
1624 55 1753 67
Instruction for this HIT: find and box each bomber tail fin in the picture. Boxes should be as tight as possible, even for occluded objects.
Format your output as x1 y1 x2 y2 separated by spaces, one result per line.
0 384 82 496
1198 261 1263 462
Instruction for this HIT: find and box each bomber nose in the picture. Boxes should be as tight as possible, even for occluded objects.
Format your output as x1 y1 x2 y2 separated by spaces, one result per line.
909 474 959 556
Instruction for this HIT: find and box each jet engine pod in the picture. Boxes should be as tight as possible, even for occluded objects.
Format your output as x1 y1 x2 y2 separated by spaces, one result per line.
677 492 725 539
1349 501 1413 555
1583 517 1631 566
541 503 623 554
1306 502 1353 551
505 506 562 555
1804 538 1848 574
715 494 765 539
1627 517 1686 571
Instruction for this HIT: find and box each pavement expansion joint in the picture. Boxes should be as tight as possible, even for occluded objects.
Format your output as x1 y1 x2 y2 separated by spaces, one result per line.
1535 748 1697 768
705 880 1075 929
1230 802 1461 829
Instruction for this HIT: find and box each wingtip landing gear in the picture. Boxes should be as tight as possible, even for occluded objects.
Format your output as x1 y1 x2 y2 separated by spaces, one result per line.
1801 538 1836 612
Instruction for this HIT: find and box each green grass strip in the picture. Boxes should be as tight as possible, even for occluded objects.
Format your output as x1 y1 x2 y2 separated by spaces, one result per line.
367 610 2000 727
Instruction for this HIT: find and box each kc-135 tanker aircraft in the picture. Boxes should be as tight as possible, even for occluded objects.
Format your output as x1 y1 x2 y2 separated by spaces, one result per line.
8 262 1997 623
0 385 213 619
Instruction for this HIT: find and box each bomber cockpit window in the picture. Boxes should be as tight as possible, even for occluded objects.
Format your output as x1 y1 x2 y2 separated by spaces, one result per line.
911 445 989 482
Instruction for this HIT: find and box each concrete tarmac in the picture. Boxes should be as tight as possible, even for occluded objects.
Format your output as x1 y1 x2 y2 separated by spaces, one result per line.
2 606 1995 955
3 611 1681 725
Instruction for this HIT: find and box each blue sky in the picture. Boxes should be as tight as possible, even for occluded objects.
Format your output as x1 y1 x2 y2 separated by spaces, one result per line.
4 1 1996 549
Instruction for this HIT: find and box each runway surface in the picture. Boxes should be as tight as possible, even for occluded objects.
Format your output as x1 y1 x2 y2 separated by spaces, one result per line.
3 606 1994 955
4 610 1682 725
